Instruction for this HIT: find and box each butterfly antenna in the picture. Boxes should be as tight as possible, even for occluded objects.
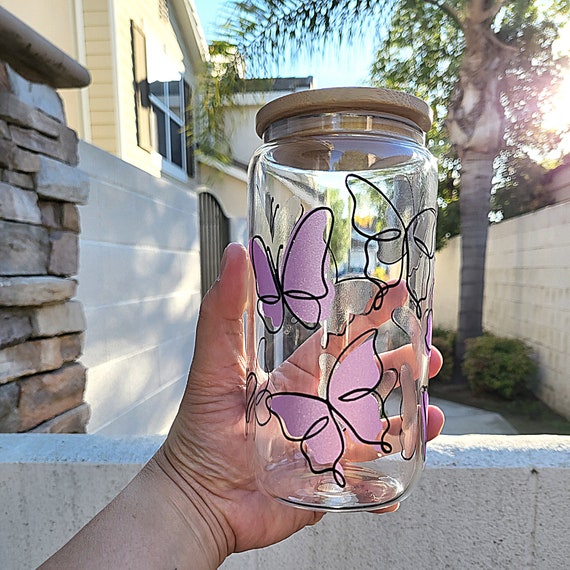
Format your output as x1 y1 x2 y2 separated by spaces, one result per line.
276 243 284 271
265 195 279 237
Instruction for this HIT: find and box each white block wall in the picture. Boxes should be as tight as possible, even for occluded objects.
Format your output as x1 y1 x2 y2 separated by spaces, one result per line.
433 236 460 330
485 203 570 417
433 200 570 419
77 142 201 434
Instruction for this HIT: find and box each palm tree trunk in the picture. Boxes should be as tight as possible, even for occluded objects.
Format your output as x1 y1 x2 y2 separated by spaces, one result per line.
445 4 516 377
456 151 493 362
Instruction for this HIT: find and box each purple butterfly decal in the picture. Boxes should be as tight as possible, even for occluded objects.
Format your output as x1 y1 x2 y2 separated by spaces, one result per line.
249 207 335 333
345 174 436 318
268 330 394 487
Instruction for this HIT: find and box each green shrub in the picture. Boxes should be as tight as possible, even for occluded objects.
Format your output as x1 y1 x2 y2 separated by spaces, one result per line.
463 333 538 400
431 327 456 383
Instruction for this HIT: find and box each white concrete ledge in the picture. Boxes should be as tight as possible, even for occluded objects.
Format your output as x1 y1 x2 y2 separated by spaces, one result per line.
0 433 163 464
0 434 568 569
426 433 570 468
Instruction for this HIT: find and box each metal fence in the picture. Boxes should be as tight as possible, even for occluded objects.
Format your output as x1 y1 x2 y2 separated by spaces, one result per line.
199 191 230 296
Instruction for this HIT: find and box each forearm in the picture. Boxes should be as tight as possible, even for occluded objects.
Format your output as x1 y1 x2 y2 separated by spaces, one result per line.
39 457 229 569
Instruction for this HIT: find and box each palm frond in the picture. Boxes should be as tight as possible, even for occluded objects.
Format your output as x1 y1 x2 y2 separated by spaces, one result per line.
221 0 398 71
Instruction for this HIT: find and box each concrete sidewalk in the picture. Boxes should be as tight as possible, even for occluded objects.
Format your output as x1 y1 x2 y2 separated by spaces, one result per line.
430 397 518 435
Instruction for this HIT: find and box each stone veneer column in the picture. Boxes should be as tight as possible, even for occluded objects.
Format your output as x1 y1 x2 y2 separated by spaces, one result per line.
0 7 91 432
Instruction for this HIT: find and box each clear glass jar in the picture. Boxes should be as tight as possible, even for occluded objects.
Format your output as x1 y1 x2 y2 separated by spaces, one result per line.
246 87 438 511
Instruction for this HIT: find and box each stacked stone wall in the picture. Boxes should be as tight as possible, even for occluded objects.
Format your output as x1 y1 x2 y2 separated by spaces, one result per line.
0 62 89 432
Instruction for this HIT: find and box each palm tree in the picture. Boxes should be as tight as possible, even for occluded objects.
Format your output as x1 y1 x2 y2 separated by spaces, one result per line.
223 0 568 366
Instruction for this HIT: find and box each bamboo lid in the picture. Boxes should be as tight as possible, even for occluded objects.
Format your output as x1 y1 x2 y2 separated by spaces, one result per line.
255 86 433 138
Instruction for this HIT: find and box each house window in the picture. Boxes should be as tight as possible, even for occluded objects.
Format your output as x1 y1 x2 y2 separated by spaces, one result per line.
149 79 185 171
131 20 195 178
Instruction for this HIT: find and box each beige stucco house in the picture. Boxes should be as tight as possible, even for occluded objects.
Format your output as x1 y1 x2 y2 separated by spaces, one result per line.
1 1 314 435
3 0 207 181
1 0 212 434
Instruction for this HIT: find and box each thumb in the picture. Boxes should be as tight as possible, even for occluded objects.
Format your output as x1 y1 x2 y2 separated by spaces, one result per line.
189 243 249 385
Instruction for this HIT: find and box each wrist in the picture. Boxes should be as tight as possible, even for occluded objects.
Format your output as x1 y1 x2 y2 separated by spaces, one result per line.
149 446 236 567
39 449 232 569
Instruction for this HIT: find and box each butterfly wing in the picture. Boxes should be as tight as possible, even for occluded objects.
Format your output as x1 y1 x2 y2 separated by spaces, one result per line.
280 207 335 328
406 207 437 317
410 207 437 259
270 393 345 483
249 236 284 331
345 174 407 292
328 332 385 445
321 278 381 347
399 363 418 460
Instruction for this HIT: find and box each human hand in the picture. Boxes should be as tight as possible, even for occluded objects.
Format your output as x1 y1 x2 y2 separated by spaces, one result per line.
150 243 445 565
40 242 444 569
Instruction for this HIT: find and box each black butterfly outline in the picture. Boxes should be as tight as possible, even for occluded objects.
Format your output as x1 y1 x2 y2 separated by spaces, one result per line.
245 370 271 426
245 337 272 427
265 328 398 488
249 206 336 335
345 173 437 319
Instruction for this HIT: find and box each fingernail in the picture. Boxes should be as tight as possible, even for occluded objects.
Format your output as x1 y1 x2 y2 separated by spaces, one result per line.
219 249 229 280
219 243 234 280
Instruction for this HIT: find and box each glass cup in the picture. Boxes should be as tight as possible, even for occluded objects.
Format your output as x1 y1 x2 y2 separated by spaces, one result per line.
246 87 438 511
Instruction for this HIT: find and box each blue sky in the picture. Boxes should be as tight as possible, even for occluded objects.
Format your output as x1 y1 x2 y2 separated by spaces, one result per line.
193 0 376 88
